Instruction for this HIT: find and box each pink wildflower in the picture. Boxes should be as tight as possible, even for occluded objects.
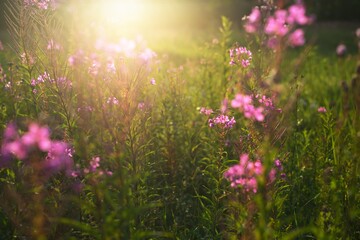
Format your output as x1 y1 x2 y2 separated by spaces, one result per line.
287 3 310 25
21 123 52 151
150 78 156 85
318 107 327 113
208 114 236 129
265 11 289 37
288 29 305 47
44 141 74 176
229 47 252 67
138 102 145 110
231 94 265 122
106 97 119 105
244 7 261 33
199 107 213 116
336 44 347 57
224 154 263 193
24 0 56 10
139 48 157 63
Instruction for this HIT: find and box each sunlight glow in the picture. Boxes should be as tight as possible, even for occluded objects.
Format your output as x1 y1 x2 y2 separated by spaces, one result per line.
99 0 147 25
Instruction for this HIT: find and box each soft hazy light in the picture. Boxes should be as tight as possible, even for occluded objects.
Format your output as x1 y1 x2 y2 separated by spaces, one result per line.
99 0 147 25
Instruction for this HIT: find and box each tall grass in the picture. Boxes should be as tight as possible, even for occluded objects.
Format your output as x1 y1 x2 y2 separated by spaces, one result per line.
0 0 359 239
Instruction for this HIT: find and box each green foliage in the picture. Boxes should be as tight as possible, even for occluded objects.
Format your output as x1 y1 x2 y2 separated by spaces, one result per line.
0 0 359 239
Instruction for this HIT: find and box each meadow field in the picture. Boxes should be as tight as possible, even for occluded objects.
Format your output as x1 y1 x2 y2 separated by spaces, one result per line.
0 0 359 239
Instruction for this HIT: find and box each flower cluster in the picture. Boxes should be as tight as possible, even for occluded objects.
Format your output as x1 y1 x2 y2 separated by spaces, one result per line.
244 2 312 48
24 0 56 10
68 38 157 80
91 37 157 63
199 107 214 116
71 156 112 178
106 97 119 105
318 107 327 113
1 123 74 176
31 72 72 94
224 154 263 192
224 154 284 192
231 94 264 122
208 114 236 129
255 94 282 113
336 44 347 57
229 46 252 67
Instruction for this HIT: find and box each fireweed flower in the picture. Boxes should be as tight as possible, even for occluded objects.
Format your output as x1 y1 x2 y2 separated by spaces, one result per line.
139 48 157 63
21 123 52 152
73 157 112 178
231 94 265 122
244 7 261 33
24 0 56 10
1 123 74 176
224 155 283 192
44 141 74 176
265 10 289 37
150 78 156 85
56 77 72 88
318 107 327 113
199 107 213 116
138 102 145 110
336 44 347 57
229 47 252 67
223 154 263 192
106 97 119 105
288 29 305 47
245 2 311 49
287 3 310 25
208 114 236 129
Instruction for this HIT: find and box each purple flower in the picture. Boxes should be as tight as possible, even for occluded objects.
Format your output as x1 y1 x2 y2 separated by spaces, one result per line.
150 78 156 85
44 141 74 175
265 11 289 37
21 123 52 151
106 97 119 105
199 107 213 116
231 94 265 122
224 154 263 193
24 0 56 10
318 107 327 113
229 47 252 68
336 44 347 57
208 114 236 129
288 29 305 47
287 3 310 25
244 7 261 33
138 102 145 110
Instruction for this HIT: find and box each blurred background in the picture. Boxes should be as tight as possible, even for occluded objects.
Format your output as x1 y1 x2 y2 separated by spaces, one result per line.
0 0 359 57
1 0 360 30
